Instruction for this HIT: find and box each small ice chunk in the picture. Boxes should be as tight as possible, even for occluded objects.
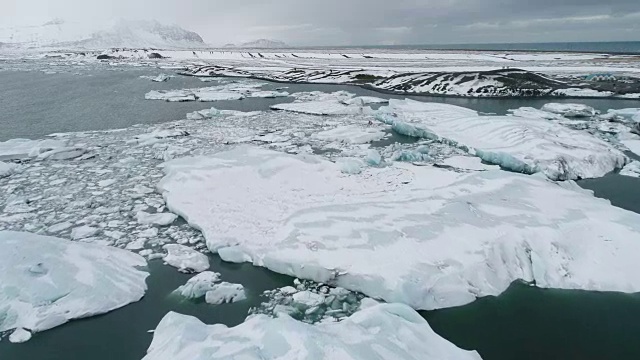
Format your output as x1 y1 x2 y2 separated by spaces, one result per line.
37 147 86 160
71 226 99 240
0 161 21 178
138 228 159 238
249 91 289 98
336 158 365 174
204 282 246 304
136 211 178 226
98 179 117 188
152 74 170 82
145 90 195 102
541 103 597 117
292 290 325 307
620 161 640 178
218 246 252 263
175 271 222 299
9 328 32 343
364 149 382 166
163 244 210 273
195 91 244 102
47 221 73 233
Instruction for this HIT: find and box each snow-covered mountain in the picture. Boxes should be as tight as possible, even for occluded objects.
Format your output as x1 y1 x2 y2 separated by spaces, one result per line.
227 39 288 49
0 19 95 47
0 19 205 49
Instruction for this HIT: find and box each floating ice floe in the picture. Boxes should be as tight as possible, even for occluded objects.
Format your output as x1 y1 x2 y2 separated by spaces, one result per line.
376 99 626 180
194 90 244 102
620 161 640 178
271 100 371 115
163 244 209 273
343 96 388 105
145 82 269 102
508 107 564 120
174 271 222 299
145 90 196 102
140 74 171 82
136 211 178 226
158 146 640 311
313 125 386 144
0 161 21 178
142 304 482 360
0 138 68 161
0 231 148 342
607 108 640 123
540 103 598 117
249 91 290 98
204 282 247 304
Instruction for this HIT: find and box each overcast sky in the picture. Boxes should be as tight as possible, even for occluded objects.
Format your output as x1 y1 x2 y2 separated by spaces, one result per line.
3 0 640 45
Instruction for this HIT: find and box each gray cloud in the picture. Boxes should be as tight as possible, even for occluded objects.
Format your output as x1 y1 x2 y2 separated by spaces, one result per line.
2 0 639 45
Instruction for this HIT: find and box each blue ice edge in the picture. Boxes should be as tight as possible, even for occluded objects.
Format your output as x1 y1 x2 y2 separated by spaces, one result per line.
375 112 537 175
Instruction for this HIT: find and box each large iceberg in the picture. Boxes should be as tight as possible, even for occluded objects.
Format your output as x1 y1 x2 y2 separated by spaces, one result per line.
142 304 482 360
158 146 640 311
376 99 626 180
0 231 148 341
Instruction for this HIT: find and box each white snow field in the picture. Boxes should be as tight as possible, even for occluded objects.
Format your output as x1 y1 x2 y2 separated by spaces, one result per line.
158 146 640 311
375 99 626 180
143 304 482 360
0 231 148 342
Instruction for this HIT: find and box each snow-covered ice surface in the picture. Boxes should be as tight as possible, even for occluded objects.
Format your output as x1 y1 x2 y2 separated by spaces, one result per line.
143 303 482 360
158 146 640 310
0 231 148 341
313 125 386 144
376 99 626 180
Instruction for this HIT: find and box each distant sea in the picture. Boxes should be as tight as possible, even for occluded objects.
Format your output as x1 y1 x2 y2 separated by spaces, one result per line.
316 41 640 54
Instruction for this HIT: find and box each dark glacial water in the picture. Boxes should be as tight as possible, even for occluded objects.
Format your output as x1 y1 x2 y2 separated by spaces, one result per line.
2 67 640 141
1 66 640 360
